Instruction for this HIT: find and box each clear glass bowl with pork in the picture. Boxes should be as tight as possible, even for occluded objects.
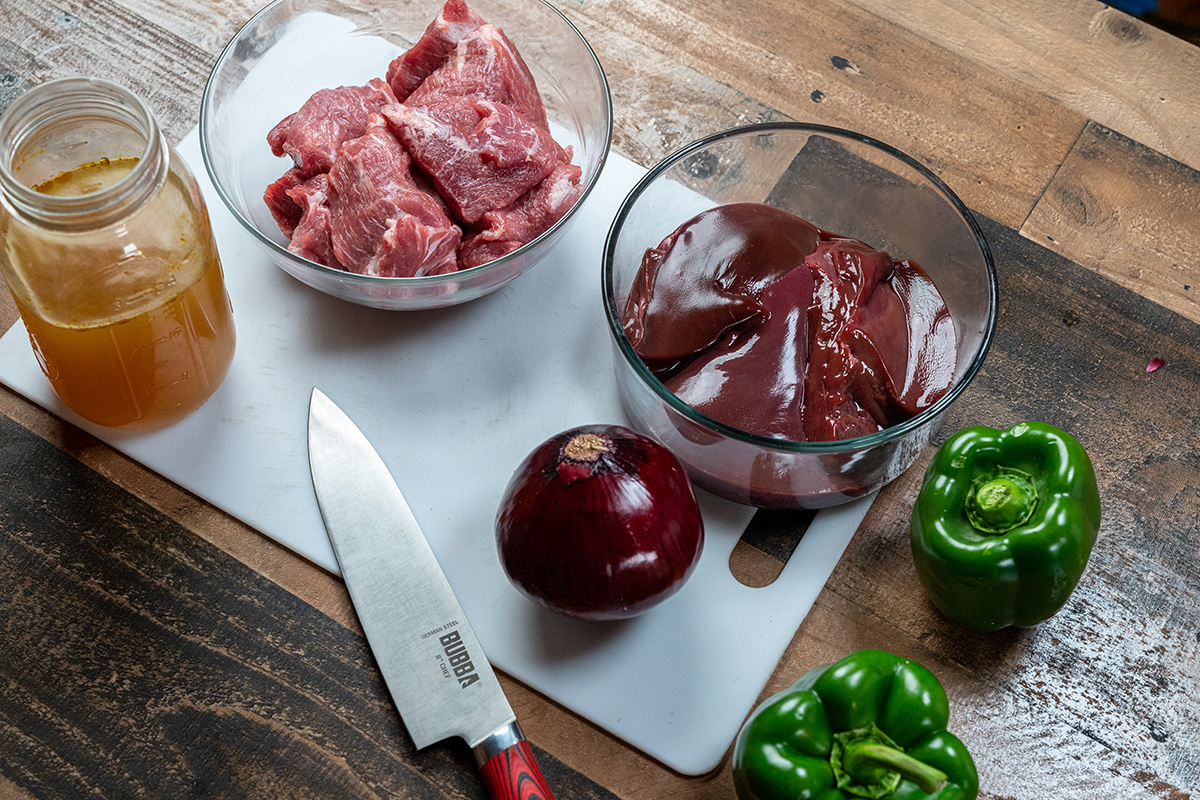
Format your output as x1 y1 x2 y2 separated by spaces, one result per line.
202 0 611 309
604 124 998 509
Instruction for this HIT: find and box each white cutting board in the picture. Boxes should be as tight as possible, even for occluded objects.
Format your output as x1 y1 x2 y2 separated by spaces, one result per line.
0 131 873 776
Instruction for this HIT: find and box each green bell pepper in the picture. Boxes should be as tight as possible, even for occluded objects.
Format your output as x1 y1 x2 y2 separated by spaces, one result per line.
732 649 978 800
909 421 1101 631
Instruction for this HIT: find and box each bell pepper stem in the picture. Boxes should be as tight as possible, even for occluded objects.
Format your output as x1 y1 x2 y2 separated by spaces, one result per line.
843 742 949 795
965 467 1038 534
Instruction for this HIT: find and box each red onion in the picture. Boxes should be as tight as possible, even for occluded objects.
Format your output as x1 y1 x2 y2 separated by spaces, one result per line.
495 424 704 620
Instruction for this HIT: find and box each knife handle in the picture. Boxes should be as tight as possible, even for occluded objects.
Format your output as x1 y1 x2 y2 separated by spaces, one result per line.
474 721 555 799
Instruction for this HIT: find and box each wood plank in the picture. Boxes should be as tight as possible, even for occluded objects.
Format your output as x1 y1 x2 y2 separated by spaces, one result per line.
762 213 1200 798
108 0 258 56
564 0 1086 230
789 587 1196 800
0 414 624 800
0 1 1196 797
560 12 793 174
1023 121 1200 326
0 0 214 141
0 388 741 800
0 773 36 800
842 0 1200 172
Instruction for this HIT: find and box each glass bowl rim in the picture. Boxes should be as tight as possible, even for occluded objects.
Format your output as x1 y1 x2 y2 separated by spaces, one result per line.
198 0 614 292
602 121 999 455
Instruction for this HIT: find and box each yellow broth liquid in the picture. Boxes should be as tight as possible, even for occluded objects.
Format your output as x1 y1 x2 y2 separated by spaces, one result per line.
13 157 236 429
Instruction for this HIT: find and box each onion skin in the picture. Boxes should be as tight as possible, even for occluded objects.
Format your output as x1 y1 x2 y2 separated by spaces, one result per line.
495 424 705 621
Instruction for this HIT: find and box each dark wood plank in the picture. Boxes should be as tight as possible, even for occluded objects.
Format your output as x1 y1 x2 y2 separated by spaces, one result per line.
0 415 620 800
1 1 1197 796
1023 121 1200 326
762 211 1200 799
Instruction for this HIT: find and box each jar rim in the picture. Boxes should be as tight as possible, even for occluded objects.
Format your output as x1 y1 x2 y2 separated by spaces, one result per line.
0 76 168 230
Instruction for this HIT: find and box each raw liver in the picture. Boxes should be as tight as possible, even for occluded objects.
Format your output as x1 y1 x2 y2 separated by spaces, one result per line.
624 203 957 442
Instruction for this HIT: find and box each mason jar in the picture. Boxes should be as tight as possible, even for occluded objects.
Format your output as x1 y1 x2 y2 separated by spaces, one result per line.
0 77 236 430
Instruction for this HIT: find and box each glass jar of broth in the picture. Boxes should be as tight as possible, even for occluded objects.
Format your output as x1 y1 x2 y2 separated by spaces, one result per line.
0 77 236 430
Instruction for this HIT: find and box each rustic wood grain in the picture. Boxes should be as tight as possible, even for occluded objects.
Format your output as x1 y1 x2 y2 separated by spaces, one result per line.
0 0 213 141
566 0 1086 231
0 386 741 800
1023 121 1200 326
108 0 259 55
843 0 1200 173
2 0 1200 797
758 213 1200 799
0 773 34 800
0 414 623 799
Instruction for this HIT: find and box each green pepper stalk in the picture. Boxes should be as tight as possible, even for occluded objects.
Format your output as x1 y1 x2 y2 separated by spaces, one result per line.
732 649 978 800
910 421 1101 631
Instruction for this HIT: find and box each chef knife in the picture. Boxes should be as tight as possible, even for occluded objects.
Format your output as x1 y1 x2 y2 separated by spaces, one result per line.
306 387 556 799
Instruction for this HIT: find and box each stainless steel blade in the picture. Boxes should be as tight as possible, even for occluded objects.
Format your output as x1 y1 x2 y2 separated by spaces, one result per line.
307 387 515 750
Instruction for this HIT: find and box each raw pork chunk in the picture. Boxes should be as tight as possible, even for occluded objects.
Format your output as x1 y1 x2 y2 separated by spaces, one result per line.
263 0 585 274
405 22 549 129
382 97 566 224
286 174 340 268
459 162 582 268
263 167 306 236
267 79 396 178
385 0 485 101
384 1 583 264
327 114 461 277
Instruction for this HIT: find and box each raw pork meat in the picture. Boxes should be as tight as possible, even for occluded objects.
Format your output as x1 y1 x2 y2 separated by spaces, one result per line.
263 0 585 275
263 167 306 236
382 97 567 223
327 114 460 277
267 79 396 178
385 0 485 101
285 174 341 268
405 22 549 129
459 162 582 268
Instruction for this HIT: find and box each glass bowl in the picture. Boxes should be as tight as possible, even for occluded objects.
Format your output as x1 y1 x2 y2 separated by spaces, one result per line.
603 123 997 509
200 0 612 310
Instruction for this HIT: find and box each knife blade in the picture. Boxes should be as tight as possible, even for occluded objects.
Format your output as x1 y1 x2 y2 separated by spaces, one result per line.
307 387 555 799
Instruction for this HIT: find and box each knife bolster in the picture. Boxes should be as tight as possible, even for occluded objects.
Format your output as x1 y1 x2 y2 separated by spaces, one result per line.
475 721 557 798
472 720 526 767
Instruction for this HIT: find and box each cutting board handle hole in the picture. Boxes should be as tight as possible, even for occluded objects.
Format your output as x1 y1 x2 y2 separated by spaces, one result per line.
727 508 818 588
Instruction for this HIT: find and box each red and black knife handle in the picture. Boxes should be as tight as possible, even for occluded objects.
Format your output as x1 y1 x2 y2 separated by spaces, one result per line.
473 721 555 800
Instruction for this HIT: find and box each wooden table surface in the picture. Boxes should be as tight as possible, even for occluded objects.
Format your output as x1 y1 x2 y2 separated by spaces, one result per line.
2 0 1199 798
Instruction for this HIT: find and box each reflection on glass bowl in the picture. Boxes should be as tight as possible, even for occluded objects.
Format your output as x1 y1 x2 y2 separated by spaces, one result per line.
201 0 612 310
603 123 997 509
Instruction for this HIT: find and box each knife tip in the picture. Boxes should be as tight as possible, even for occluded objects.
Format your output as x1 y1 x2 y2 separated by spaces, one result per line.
308 387 333 428
310 386 334 412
